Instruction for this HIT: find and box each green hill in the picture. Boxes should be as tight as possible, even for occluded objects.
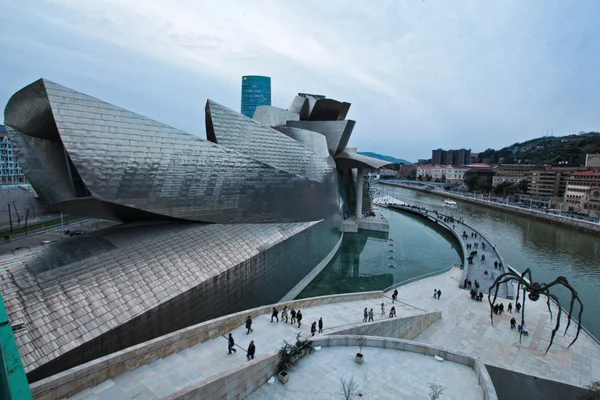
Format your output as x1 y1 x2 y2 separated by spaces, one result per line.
357 152 411 165
477 132 600 165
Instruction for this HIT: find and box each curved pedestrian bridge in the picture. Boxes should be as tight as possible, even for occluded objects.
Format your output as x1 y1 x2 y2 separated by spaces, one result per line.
36 267 600 399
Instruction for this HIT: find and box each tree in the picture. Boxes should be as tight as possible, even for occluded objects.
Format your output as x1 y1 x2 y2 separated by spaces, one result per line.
429 383 445 400
578 380 600 399
340 376 359 400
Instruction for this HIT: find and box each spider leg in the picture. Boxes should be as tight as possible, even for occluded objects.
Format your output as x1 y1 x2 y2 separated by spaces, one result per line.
545 288 553 320
488 275 514 326
544 293 562 354
568 296 584 348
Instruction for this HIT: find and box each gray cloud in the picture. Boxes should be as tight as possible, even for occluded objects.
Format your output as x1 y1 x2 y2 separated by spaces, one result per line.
1 0 599 160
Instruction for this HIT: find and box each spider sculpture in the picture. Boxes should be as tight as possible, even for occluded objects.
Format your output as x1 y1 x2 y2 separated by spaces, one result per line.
488 268 583 354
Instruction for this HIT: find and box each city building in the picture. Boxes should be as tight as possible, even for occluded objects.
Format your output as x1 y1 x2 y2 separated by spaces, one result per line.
445 165 470 184
399 163 417 178
0 124 27 184
586 153 600 168
431 164 446 181
240 75 271 118
491 164 541 187
431 148 471 166
527 166 583 199
564 171 600 214
1 78 394 382
416 165 433 179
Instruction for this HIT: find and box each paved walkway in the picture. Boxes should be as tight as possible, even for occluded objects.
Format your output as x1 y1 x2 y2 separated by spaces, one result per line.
391 205 508 298
73 266 600 399
70 297 425 400
247 346 483 399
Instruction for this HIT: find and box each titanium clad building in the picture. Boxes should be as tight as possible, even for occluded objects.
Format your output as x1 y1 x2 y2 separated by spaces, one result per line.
2 79 394 381
240 75 271 118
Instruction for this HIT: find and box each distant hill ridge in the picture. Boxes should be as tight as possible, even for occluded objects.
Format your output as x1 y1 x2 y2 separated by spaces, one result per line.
358 152 411 165
478 131 600 165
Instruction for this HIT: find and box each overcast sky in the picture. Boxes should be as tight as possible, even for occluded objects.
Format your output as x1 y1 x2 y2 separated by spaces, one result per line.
2 1 599 161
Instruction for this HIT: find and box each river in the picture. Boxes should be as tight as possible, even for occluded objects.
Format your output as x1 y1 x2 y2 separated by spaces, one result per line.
301 183 600 339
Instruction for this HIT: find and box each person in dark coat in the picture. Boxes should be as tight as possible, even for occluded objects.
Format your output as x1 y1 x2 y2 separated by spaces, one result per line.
318 317 323 333
516 302 522 313
311 321 317 336
245 316 253 335
510 317 516 330
363 307 368 322
499 303 504 315
494 304 499 315
508 303 513 313
437 289 442 300
290 308 296 324
296 310 303 328
228 333 237 354
271 307 279 323
247 340 256 360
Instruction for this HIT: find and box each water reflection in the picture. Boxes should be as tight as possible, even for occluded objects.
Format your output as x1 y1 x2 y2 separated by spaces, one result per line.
299 207 461 299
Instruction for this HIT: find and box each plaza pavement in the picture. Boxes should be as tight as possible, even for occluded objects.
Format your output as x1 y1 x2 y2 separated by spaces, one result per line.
70 266 600 399
247 346 483 399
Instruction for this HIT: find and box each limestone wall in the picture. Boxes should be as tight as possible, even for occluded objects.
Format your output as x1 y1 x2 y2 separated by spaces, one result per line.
328 311 441 340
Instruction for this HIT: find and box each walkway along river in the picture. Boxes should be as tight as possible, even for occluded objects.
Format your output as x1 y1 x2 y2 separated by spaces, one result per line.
374 183 600 340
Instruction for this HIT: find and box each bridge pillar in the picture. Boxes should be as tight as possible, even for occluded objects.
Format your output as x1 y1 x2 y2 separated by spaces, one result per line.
356 168 364 217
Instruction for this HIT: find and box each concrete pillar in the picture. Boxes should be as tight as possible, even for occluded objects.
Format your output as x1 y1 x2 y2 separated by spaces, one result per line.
356 168 364 218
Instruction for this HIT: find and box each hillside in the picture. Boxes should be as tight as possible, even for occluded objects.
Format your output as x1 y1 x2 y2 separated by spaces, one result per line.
357 152 411 165
477 132 600 165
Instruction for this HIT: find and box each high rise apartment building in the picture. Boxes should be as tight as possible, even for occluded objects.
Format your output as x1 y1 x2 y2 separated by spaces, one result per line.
240 75 271 118
431 148 471 166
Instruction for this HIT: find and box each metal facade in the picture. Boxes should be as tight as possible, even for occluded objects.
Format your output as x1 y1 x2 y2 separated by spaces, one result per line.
1 78 394 381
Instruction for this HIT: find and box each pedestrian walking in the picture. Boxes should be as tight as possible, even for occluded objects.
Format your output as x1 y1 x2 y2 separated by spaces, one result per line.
508 303 513 313
516 302 521 313
437 289 442 300
389 306 396 318
433 288 437 299
245 316 253 335
290 308 296 324
282 306 288 323
363 307 368 322
381 302 385 315
228 333 237 354
318 317 323 333
393 289 398 303
271 307 279 323
510 317 516 330
368 308 374 322
311 321 317 337
247 340 256 360
296 310 303 328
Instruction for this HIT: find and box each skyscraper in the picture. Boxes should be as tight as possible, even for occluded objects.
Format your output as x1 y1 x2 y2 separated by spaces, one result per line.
241 75 271 118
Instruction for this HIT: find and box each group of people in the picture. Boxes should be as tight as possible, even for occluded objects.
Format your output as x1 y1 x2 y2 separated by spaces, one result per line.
469 288 484 301
271 306 303 328
231 306 327 360
464 279 480 290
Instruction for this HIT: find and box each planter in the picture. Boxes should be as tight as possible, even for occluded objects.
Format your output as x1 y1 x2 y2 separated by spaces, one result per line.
355 353 364 364
278 371 289 384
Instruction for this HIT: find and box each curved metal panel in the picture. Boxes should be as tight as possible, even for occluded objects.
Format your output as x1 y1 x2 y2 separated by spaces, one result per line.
205 99 331 182
252 105 299 127
289 95 310 119
286 120 355 156
334 149 398 170
309 99 351 121
274 126 332 161
5 80 341 223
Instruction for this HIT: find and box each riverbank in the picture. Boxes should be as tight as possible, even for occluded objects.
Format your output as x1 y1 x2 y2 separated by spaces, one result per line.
380 182 600 234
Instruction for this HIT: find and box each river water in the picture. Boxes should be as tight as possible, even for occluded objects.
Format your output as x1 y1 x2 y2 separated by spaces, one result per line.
301 183 600 339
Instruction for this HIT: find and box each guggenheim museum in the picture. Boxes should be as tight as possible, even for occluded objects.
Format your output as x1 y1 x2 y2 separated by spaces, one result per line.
1 79 394 382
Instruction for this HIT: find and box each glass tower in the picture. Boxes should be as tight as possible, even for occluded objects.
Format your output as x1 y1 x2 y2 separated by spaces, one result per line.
241 75 271 118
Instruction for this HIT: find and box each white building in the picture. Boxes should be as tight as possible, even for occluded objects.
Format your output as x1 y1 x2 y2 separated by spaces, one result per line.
416 165 433 179
445 166 470 184
431 165 446 181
